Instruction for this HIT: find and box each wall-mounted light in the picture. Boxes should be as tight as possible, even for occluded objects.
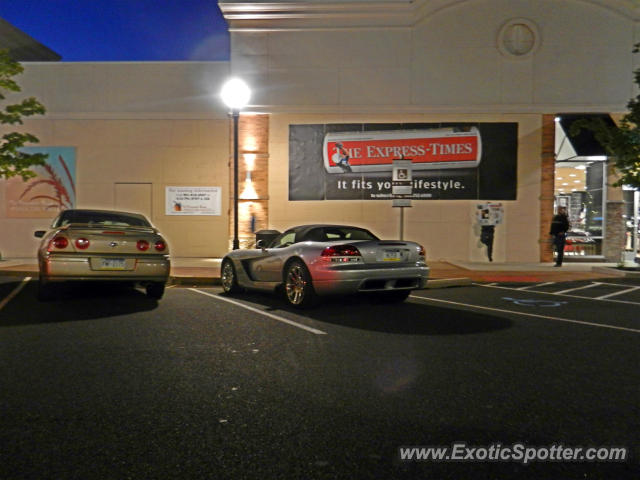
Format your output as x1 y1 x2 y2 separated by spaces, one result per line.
244 153 256 172
243 137 259 153
240 171 259 200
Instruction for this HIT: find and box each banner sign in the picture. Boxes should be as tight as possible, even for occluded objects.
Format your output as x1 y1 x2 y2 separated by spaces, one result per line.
165 186 221 215
323 128 481 173
289 123 518 201
5 147 76 218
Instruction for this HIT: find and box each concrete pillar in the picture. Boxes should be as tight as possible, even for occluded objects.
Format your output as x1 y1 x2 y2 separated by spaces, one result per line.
604 161 626 261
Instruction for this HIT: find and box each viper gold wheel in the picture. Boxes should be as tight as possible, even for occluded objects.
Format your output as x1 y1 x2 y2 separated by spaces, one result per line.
284 260 317 308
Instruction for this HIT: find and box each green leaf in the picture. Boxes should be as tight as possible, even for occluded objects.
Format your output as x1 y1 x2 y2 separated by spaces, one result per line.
0 49 47 180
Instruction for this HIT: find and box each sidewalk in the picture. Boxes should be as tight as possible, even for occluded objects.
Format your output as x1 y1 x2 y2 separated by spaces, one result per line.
0 257 634 287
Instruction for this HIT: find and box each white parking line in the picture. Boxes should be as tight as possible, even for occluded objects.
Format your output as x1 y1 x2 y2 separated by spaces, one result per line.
517 281 556 291
596 285 640 300
476 283 640 306
0 277 32 312
553 282 601 295
188 288 327 335
409 294 640 334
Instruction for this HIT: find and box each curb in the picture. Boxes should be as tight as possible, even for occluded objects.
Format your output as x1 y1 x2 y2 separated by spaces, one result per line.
592 266 640 277
0 271 474 289
169 276 221 287
169 276 473 289
425 277 474 289
0 269 37 277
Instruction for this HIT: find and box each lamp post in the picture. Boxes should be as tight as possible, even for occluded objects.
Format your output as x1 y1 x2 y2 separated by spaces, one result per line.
220 78 251 250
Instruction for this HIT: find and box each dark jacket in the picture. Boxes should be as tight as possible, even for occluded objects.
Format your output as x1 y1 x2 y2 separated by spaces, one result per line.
549 213 570 236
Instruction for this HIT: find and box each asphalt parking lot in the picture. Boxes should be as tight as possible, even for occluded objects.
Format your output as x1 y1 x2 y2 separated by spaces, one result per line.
0 275 638 479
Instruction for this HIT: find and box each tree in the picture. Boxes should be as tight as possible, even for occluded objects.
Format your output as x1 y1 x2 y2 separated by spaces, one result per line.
570 44 640 189
0 49 47 180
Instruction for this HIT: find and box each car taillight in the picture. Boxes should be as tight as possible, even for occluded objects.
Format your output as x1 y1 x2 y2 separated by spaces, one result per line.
50 236 69 250
75 238 90 249
136 240 150 251
321 245 361 257
418 245 426 257
154 240 166 252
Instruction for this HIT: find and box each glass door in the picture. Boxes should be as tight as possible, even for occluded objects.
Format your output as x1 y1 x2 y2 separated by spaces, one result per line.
554 161 606 257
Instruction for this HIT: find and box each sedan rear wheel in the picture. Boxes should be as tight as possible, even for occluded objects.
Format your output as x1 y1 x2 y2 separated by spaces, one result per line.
37 277 55 302
221 259 242 293
284 260 317 308
146 282 165 300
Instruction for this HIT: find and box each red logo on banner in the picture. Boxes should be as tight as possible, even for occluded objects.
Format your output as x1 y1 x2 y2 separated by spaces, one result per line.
323 128 481 173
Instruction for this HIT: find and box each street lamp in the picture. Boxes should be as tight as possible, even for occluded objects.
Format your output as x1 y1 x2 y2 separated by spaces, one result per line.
220 78 251 250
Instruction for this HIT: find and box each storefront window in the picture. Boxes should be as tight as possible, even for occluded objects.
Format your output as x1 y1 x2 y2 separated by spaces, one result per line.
554 161 606 257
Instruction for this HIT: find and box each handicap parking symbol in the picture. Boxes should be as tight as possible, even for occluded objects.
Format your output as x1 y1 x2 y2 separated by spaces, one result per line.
502 297 567 307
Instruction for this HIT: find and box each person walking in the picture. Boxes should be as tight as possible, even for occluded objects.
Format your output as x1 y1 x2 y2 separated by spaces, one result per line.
549 206 570 267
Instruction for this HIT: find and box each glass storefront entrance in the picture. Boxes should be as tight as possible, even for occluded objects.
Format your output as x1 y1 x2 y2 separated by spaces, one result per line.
554 161 606 257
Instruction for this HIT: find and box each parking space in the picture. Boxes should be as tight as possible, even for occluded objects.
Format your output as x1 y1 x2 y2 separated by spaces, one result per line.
482 279 640 306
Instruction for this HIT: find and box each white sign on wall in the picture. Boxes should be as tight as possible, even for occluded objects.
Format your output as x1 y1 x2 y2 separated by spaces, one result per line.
392 158 412 207
166 186 221 216
476 202 504 226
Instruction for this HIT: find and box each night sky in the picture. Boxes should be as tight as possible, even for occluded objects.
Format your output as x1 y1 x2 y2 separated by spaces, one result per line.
0 0 230 61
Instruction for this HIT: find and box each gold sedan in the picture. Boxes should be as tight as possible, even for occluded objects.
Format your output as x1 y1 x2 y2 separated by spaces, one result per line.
35 209 170 301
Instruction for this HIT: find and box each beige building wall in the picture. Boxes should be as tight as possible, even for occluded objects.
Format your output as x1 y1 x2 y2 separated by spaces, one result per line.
226 0 635 113
2 0 636 262
0 62 232 258
222 0 635 263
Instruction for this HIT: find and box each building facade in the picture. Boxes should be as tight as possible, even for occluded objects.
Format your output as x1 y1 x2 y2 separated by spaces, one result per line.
1 0 637 262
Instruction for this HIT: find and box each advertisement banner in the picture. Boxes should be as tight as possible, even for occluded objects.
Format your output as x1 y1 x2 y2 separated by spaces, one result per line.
165 186 221 215
289 123 518 201
5 147 76 218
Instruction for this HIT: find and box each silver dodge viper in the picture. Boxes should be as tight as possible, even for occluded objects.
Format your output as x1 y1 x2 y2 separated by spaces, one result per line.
221 224 429 308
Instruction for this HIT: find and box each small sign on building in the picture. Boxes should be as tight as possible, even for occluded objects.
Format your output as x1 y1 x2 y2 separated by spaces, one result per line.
476 202 504 226
166 186 221 216
392 158 412 207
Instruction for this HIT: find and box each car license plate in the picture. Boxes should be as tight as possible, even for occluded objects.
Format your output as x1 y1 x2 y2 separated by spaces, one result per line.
383 249 401 261
99 258 126 270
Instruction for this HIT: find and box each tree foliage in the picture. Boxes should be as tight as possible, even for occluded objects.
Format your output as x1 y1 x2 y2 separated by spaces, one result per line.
0 49 47 180
570 43 640 189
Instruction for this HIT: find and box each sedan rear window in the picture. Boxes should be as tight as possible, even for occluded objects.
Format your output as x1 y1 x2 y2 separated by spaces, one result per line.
54 211 151 228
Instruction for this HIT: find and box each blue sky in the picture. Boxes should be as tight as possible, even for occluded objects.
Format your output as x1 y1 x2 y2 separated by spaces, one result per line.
0 0 230 61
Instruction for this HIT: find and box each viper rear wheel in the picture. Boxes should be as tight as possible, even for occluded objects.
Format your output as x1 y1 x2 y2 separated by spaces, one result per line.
284 260 317 308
